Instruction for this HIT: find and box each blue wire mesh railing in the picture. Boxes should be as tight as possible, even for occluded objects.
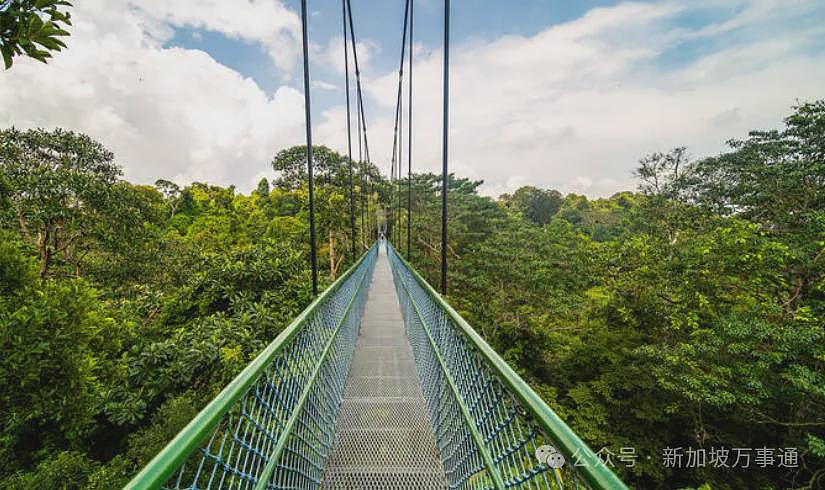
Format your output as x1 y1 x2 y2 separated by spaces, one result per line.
126 245 377 490
386 243 628 490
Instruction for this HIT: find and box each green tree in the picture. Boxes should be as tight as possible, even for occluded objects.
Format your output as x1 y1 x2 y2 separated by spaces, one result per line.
0 0 72 69
635 146 690 200
254 177 270 198
0 240 106 476
503 186 563 226
154 179 181 218
271 145 348 190
682 102 824 316
0 128 137 279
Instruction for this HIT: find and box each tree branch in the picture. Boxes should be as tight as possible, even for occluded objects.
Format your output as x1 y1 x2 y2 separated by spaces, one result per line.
16 207 31 241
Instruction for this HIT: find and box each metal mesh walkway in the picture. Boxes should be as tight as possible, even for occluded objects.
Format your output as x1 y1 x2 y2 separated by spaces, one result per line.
321 245 447 489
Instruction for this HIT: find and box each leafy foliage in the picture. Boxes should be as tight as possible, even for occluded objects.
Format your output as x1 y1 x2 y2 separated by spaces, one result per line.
0 131 376 487
0 0 72 69
0 128 154 280
501 185 563 226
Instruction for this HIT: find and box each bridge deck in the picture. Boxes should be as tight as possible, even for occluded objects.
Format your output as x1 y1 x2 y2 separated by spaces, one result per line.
322 246 447 489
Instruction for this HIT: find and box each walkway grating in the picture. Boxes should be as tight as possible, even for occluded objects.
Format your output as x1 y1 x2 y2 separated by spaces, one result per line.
321 246 447 489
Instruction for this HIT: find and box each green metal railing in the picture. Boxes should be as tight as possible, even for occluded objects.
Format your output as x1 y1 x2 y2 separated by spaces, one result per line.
125 244 378 490
387 243 628 490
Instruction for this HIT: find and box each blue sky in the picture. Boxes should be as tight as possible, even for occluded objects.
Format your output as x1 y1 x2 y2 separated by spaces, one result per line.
163 0 775 119
161 0 824 119
3 0 825 196
167 1 622 93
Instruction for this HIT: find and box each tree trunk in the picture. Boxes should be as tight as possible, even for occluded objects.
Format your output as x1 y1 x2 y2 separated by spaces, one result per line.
17 207 31 242
39 227 51 280
329 229 336 280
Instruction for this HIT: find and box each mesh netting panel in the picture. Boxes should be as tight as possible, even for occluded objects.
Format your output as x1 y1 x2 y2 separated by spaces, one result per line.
161 247 376 490
388 245 596 490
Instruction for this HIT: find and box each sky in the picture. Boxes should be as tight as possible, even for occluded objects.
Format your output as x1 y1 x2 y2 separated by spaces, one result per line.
2 0 824 197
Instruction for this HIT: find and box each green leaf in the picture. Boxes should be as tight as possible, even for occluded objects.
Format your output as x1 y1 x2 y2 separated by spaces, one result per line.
1 45 12 69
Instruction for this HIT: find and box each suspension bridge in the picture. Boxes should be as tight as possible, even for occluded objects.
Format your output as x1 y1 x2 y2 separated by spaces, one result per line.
125 243 627 489
125 0 630 488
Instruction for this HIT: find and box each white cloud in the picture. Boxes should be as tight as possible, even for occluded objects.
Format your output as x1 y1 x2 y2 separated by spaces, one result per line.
2 0 824 199
322 35 380 75
347 0 825 197
130 0 300 72
312 80 340 91
0 0 305 188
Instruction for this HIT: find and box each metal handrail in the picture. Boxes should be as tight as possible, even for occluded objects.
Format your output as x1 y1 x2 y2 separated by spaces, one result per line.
387 243 628 490
126 244 377 489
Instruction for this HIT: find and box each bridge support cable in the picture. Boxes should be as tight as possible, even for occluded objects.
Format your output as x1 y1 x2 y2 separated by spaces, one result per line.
341 0 355 259
356 92 365 248
397 92 403 247
389 81 401 244
392 96 406 247
440 0 449 295
300 0 318 295
390 0 411 248
345 0 372 240
354 73 367 247
407 0 414 260
396 76 403 247
390 109 396 242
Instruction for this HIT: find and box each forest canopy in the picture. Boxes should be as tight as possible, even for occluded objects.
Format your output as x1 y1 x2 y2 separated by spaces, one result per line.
0 101 823 489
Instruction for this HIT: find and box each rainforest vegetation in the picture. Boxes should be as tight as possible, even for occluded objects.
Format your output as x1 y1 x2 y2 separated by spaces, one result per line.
0 101 823 489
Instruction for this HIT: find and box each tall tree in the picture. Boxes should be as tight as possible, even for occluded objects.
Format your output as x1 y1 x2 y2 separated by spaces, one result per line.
271 145 348 191
639 102 825 313
1 128 122 278
503 186 563 226
154 179 181 218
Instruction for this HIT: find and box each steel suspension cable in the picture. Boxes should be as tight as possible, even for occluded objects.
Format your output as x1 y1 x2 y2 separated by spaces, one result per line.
397 126 402 246
299 0 318 295
407 0 414 260
398 91 403 246
396 92 403 245
345 0 370 167
357 106 365 247
345 0 372 240
441 0 450 295
341 0 355 258
390 85 401 244
397 66 404 248
354 67 367 245
390 0 411 246
389 75 401 243
390 104 397 241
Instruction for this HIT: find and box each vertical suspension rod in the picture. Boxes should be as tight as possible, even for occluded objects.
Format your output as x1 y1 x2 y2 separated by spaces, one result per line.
342 0 355 258
440 0 450 295
346 0 372 241
300 0 317 295
407 0 414 260
397 81 403 247
390 0 410 246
